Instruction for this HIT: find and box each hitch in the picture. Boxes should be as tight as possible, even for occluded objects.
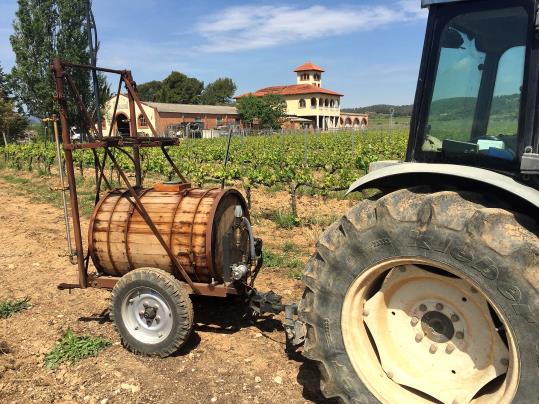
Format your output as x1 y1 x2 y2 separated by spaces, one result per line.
247 289 306 354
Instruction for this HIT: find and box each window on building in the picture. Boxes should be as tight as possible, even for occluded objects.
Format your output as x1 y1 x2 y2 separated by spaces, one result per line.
216 116 223 125
314 73 320 81
138 114 147 127
300 73 310 81
310 98 317 108
299 99 306 108
330 100 335 108
195 117 202 122
324 99 329 107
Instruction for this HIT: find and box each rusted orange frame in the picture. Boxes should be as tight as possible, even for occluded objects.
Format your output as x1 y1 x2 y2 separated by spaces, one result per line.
50 58 193 291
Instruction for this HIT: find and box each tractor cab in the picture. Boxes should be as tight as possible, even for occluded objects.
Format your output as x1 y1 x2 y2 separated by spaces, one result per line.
408 0 539 180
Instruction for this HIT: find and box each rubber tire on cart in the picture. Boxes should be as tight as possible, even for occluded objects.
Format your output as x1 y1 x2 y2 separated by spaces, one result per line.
110 267 194 357
299 187 538 403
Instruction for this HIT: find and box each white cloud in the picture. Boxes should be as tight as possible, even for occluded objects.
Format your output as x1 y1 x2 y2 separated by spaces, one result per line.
194 1 426 53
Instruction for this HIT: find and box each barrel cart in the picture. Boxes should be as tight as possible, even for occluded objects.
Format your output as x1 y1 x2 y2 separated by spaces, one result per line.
50 59 302 356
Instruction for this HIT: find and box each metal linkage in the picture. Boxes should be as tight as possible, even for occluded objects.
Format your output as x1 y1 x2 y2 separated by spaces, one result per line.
247 289 306 353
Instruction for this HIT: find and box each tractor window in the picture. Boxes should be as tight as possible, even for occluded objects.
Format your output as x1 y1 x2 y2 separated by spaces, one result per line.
486 46 526 141
420 5 529 164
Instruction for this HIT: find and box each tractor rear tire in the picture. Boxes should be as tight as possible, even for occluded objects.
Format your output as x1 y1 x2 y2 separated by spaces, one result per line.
110 267 194 357
299 188 538 403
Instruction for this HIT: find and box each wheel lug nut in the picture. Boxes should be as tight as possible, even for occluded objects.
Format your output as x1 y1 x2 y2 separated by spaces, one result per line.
410 317 419 326
451 314 459 322
445 343 455 354
155 315 161 323
419 304 427 312
455 331 464 339
415 332 424 342
143 301 149 308
129 298 135 304
429 344 437 354
139 310 145 316
435 303 444 311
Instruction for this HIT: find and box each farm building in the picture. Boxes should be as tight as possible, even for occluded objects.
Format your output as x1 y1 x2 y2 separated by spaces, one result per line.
236 62 368 130
102 94 240 136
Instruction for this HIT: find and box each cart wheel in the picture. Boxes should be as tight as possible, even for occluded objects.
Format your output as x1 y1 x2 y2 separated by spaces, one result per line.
110 267 194 357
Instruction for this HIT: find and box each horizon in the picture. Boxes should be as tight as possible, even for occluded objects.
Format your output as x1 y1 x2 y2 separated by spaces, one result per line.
0 0 428 108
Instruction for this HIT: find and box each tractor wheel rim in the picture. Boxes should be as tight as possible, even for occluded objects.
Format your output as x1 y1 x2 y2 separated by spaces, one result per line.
121 287 174 344
341 258 519 404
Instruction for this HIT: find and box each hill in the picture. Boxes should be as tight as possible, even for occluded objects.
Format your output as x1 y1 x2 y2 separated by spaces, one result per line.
342 104 412 117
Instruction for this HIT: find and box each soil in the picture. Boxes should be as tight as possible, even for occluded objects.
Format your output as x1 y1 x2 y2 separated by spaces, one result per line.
0 176 352 404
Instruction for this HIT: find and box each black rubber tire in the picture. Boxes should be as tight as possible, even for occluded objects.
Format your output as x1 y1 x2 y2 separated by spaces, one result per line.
299 187 538 403
110 267 194 357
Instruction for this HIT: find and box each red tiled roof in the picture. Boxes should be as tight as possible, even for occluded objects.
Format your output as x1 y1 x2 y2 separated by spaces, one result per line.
236 84 342 98
294 62 324 72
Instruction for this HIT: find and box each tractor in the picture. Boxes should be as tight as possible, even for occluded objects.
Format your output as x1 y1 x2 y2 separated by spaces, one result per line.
299 0 538 402
50 0 537 403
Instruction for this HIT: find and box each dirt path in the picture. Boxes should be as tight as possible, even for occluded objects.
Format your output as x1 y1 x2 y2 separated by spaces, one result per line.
0 178 330 404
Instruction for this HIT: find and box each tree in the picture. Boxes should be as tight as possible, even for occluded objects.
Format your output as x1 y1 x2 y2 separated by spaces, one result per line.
137 80 162 102
9 0 56 118
0 62 28 145
200 78 236 105
236 94 286 129
9 0 107 130
158 71 203 104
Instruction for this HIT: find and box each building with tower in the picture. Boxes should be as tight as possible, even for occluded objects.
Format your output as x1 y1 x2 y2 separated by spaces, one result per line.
236 62 367 130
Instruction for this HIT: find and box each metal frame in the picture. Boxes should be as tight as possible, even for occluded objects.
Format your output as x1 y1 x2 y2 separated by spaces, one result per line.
50 58 201 293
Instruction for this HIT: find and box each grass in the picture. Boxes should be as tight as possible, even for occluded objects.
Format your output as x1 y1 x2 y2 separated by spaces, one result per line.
0 171 96 216
0 297 30 319
259 209 301 229
44 329 111 369
263 248 305 280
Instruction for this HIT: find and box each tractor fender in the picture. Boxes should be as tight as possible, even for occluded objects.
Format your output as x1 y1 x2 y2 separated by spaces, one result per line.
347 162 539 212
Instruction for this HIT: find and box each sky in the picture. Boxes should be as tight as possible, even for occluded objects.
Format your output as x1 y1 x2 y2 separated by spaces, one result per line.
0 0 429 107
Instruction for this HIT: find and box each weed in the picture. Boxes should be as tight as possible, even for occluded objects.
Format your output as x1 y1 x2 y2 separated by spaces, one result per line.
261 209 301 229
282 241 302 253
0 297 30 319
263 248 304 278
44 329 111 369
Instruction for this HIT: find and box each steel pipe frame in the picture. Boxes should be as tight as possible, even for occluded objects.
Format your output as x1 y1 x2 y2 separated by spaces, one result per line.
50 57 190 291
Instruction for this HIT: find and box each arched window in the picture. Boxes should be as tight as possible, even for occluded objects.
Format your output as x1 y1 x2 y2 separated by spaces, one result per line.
138 114 147 127
330 99 335 108
324 99 329 107
335 100 339 108
319 98 323 107
310 97 317 108
299 99 306 108
314 73 320 81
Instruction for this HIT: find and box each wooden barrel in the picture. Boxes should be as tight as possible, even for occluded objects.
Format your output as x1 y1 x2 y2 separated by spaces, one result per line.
88 185 248 283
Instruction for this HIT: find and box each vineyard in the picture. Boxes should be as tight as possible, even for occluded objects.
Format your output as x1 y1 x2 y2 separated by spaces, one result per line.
0 130 407 214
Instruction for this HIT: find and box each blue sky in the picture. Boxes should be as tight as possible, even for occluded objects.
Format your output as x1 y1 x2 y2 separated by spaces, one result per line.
0 0 428 107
